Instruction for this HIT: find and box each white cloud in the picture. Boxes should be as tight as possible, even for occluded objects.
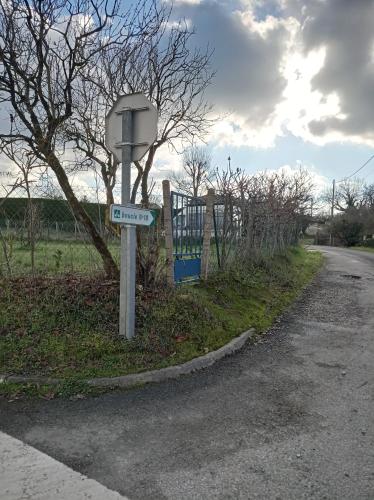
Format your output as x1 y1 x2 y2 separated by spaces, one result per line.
173 0 202 4
171 0 374 149
3 0 373 197
275 46 348 145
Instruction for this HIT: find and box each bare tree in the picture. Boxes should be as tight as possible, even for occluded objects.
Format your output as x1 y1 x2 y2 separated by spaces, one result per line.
213 166 242 267
363 183 374 208
62 5 214 286
122 15 214 286
64 0 163 233
322 178 364 212
0 0 157 278
172 145 213 197
120 14 215 206
336 179 364 211
66 5 214 208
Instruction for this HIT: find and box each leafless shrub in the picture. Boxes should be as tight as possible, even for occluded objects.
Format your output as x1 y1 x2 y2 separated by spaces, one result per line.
0 161 26 275
212 167 313 268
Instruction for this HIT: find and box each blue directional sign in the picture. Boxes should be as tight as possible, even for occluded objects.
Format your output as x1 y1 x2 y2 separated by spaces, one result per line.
110 204 156 226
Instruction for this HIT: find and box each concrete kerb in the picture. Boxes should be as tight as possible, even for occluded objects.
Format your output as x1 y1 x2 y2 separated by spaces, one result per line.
0 329 256 390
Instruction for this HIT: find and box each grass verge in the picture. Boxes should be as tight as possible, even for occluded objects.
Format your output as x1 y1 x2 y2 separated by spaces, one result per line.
349 246 374 254
0 246 323 399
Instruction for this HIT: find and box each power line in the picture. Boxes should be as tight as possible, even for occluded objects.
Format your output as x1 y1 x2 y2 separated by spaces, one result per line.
339 153 374 183
361 163 374 182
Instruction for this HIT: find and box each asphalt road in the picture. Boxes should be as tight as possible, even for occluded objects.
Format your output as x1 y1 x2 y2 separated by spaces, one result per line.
1 246 374 500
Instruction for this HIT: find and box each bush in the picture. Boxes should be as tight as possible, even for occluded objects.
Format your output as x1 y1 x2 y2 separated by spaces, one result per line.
364 238 374 248
331 216 364 247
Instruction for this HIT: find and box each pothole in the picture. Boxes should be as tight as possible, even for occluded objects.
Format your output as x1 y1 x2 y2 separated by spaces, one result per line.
341 274 362 280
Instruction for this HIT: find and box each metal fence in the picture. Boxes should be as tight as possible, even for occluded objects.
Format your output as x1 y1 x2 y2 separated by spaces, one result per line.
0 196 121 276
0 197 107 241
171 191 205 282
169 190 245 280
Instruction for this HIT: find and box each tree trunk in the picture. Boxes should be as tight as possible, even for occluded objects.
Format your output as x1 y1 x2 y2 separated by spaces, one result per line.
49 152 119 279
141 145 156 207
102 169 120 239
131 161 144 204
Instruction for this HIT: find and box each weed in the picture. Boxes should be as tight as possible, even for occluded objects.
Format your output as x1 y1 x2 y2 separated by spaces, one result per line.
52 249 63 271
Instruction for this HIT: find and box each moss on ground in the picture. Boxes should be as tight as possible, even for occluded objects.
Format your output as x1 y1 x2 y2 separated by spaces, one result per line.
0 246 322 398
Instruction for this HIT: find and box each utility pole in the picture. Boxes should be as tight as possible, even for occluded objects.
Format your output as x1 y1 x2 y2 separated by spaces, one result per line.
330 179 336 246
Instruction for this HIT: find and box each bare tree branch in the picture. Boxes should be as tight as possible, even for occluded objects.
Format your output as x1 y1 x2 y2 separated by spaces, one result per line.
172 144 213 197
0 0 161 277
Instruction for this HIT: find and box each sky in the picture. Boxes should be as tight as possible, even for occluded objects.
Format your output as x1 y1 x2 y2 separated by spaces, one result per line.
154 0 374 193
1 0 374 200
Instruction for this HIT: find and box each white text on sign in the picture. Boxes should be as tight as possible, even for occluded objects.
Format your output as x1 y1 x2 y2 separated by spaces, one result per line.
110 204 156 227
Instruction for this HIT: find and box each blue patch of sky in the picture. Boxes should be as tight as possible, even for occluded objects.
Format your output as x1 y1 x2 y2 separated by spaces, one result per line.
252 0 283 21
209 134 374 184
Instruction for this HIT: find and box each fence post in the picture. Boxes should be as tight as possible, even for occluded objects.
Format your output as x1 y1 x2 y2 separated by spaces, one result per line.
162 180 174 287
201 188 215 280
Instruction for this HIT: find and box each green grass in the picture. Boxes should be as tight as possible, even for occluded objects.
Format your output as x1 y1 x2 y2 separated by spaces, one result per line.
0 238 217 276
349 246 374 254
0 380 111 400
0 247 323 398
300 236 315 245
0 239 121 275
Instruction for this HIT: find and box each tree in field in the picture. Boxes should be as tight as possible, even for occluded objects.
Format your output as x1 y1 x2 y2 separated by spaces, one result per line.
172 145 213 198
60 4 214 287
64 0 164 233
67 6 214 208
0 0 160 278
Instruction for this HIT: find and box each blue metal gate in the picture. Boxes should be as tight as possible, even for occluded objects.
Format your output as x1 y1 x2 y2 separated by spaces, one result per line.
171 191 205 282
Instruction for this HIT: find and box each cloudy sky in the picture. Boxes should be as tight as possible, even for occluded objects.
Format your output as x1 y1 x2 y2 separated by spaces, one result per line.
1 0 373 200
155 0 374 192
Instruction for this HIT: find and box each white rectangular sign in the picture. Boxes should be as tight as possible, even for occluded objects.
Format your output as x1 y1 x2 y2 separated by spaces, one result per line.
110 204 156 227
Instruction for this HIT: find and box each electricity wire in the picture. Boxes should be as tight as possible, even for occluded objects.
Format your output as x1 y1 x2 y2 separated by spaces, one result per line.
338 154 374 183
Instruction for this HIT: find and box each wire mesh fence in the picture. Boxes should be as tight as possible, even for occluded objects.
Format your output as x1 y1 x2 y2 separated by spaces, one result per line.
0 195 121 276
0 197 107 240
1 167 312 280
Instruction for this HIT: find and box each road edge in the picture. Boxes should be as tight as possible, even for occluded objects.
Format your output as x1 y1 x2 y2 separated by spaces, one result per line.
0 328 255 389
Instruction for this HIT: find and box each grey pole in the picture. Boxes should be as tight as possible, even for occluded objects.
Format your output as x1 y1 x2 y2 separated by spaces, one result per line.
120 109 136 339
330 179 336 246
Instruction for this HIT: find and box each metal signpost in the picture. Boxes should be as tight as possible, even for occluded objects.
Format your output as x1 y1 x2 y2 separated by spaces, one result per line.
105 93 158 339
110 204 156 227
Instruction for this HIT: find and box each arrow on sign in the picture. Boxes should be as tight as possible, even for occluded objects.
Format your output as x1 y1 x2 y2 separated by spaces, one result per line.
110 204 156 227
